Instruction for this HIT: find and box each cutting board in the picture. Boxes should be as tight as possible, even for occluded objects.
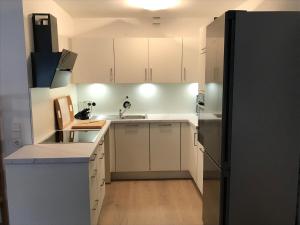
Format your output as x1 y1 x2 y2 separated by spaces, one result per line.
72 120 106 129
54 96 74 130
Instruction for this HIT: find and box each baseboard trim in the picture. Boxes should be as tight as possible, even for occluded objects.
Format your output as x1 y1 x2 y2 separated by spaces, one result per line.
111 171 192 180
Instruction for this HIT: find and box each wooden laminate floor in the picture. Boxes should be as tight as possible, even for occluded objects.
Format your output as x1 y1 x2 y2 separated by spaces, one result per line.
99 179 203 225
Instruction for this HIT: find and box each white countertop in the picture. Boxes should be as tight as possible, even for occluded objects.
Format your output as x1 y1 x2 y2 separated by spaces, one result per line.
198 113 221 120
5 121 111 164
94 113 198 127
5 114 198 165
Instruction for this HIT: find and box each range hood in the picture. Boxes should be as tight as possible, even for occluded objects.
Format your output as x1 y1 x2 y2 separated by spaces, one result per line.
31 14 77 89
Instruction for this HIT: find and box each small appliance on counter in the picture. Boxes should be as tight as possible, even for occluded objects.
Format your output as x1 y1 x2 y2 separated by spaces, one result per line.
74 108 90 120
41 130 100 144
75 101 96 120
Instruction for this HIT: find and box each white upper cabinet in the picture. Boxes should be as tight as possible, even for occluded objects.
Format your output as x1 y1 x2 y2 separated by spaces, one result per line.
148 38 182 83
114 38 149 83
199 27 207 89
182 38 201 83
71 37 206 84
72 37 114 83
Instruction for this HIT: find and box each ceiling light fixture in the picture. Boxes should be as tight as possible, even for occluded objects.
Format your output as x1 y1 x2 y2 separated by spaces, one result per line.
127 0 181 11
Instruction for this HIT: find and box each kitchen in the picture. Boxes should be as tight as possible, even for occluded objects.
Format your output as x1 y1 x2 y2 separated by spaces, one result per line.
0 0 300 225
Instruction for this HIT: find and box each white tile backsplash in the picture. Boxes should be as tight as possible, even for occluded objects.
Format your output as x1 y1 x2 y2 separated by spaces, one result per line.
76 83 199 115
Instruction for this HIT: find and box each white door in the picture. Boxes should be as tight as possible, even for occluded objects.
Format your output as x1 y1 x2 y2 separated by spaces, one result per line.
150 123 180 171
72 37 114 83
148 38 182 83
115 123 149 172
114 38 149 83
182 38 201 83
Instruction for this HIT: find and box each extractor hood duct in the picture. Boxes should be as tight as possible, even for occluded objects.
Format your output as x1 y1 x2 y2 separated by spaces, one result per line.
31 14 77 89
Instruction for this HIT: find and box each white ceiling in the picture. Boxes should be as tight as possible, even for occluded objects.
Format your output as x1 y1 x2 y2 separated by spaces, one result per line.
53 0 248 18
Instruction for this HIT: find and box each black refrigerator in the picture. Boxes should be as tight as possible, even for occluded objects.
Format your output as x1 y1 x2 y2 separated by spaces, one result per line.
198 11 300 225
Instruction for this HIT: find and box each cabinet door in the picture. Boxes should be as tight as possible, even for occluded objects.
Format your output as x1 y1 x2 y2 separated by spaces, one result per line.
114 38 149 83
190 125 198 181
149 38 182 83
199 27 207 90
180 123 192 171
205 36 224 84
182 38 201 83
109 125 116 172
72 38 114 83
115 123 149 172
150 123 180 171
196 146 204 194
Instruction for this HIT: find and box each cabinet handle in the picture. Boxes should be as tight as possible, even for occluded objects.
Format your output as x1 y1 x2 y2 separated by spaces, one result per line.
91 169 97 178
92 200 99 211
100 178 105 187
99 139 104 146
90 153 97 161
125 124 139 127
145 68 147 81
194 132 198 147
184 67 187 81
110 68 113 82
158 123 172 127
150 68 153 81
199 146 205 153
99 152 105 159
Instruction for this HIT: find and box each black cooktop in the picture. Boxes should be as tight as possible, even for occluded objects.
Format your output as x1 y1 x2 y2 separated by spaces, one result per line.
41 130 100 144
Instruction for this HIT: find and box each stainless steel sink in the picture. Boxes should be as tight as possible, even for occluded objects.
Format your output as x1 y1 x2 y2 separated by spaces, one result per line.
121 115 147 120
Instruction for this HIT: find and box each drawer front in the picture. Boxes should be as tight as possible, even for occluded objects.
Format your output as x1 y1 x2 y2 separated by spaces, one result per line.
90 137 106 225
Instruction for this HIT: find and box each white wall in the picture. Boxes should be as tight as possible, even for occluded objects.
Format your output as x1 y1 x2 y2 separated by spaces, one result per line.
0 0 32 157
30 85 77 143
236 0 300 11
22 0 78 143
76 83 198 115
73 17 210 38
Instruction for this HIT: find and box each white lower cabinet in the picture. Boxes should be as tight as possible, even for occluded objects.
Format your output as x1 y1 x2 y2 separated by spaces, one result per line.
190 125 198 182
111 121 203 193
115 123 150 172
196 145 204 194
180 122 204 194
150 123 180 171
89 138 106 225
5 136 107 225
181 123 192 171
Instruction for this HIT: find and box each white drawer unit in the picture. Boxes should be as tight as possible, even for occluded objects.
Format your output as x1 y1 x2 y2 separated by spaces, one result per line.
88 138 106 225
150 123 181 171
